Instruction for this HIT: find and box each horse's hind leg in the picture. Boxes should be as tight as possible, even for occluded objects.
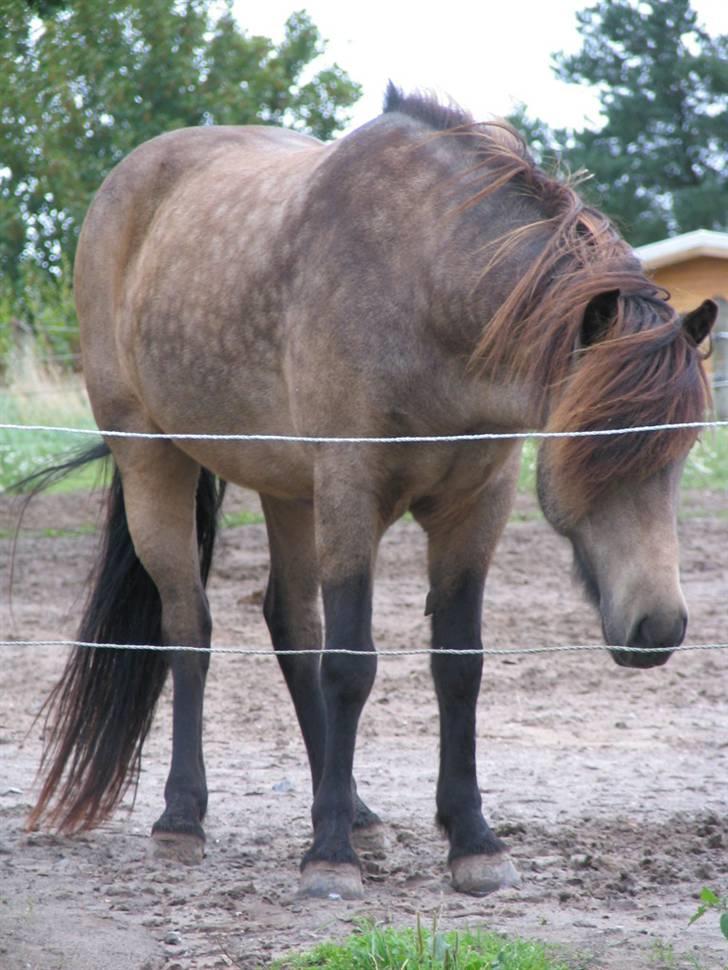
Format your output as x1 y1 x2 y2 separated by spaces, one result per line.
261 495 382 843
415 466 522 895
114 439 213 862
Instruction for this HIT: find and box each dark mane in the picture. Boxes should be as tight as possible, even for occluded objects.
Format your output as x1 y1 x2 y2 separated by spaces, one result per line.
386 87 711 518
384 81 473 132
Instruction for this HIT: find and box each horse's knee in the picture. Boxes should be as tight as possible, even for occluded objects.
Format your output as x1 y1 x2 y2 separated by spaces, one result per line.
321 650 376 705
431 651 483 701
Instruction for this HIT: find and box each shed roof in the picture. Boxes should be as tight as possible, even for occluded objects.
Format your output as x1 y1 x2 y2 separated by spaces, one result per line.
635 229 728 270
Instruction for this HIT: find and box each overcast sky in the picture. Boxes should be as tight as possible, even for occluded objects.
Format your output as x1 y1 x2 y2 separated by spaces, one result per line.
232 0 728 134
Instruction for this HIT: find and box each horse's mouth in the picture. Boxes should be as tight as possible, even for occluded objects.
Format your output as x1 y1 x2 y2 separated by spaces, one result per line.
609 646 673 669
603 612 685 669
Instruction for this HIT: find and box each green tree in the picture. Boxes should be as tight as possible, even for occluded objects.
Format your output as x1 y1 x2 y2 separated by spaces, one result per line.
512 0 728 245
24 0 69 14
0 0 361 279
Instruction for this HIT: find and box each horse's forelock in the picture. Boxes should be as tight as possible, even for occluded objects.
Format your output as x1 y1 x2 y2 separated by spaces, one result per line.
544 297 710 520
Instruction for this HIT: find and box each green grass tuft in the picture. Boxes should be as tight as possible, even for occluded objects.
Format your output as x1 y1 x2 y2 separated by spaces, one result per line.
518 440 538 492
274 920 576 970
222 509 266 528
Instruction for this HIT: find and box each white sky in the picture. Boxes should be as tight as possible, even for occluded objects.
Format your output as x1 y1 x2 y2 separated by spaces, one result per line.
232 0 728 134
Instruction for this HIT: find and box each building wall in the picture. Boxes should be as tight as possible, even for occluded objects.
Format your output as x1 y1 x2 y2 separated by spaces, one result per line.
643 253 728 416
648 256 728 313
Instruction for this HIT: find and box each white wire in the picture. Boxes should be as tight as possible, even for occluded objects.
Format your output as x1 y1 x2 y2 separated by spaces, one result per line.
3 422 725 661
1 419 728 443
1 639 726 657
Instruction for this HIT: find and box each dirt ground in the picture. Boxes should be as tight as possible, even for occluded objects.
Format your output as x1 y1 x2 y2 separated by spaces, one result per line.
0 486 726 970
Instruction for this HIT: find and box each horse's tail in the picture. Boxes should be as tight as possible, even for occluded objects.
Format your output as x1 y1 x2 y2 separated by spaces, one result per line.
23 443 225 833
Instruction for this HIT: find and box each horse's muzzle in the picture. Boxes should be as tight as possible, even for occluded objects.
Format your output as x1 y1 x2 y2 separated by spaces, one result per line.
609 610 687 668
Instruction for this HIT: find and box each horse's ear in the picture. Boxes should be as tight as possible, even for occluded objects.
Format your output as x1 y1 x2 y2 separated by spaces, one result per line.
682 299 718 346
580 289 620 348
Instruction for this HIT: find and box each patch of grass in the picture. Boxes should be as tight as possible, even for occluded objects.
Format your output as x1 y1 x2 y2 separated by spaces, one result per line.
519 431 728 495
649 939 682 969
274 919 578 970
39 523 97 538
0 348 99 493
679 504 728 521
518 440 537 492
222 509 266 528
682 430 728 491
0 523 97 540
647 938 718 970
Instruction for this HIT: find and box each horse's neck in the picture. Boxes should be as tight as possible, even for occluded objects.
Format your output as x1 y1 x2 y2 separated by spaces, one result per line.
433 225 552 432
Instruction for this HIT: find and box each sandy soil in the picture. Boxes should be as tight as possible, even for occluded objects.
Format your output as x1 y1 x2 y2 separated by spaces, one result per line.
0 486 726 970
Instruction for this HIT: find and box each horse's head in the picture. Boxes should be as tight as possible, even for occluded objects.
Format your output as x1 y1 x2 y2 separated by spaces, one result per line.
536 293 717 669
538 458 689 667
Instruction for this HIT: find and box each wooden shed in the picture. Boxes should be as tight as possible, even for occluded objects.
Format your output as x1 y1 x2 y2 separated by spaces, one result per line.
635 229 728 417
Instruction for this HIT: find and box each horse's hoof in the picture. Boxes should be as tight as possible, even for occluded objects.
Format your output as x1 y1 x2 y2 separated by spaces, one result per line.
351 821 388 854
151 829 205 864
298 862 363 899
450 853 521 896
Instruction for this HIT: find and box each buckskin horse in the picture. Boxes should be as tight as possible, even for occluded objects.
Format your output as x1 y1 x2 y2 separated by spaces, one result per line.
26 85 716 899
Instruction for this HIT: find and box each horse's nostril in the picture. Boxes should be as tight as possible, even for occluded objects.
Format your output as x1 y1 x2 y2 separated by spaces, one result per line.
636 612 687 649
679 612 687 645
626 610 687 669
635 616 654 649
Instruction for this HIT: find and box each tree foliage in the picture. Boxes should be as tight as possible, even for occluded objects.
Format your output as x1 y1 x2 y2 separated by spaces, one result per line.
0 0 361 278
512 0 728 245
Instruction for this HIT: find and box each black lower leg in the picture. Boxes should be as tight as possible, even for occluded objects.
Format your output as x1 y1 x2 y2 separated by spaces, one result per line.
303 574 377 869
264 575 326 790
153 603 211 840
265 573 380 832
430 572 504 862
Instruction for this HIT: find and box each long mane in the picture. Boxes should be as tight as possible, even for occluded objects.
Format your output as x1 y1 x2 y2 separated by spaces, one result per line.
385 86 712 518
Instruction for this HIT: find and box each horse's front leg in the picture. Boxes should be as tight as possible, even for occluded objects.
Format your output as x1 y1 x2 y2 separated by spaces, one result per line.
298 480 381 899
261 494 382 844
429 575 520 893
418 465 522 895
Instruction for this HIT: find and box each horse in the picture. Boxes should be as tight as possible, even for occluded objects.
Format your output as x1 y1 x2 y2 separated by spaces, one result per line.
25 84 716 900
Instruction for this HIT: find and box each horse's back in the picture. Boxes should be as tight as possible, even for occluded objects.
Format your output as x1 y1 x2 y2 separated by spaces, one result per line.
76 123 321 286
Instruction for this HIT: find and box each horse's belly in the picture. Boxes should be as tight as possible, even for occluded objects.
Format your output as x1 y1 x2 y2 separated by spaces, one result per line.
121 360 315 497
172 437 315 499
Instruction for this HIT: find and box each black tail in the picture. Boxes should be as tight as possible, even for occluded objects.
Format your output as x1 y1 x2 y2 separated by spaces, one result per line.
24 445 225 833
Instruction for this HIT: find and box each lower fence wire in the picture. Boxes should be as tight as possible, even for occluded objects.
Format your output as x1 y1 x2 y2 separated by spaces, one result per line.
1 640 726 657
